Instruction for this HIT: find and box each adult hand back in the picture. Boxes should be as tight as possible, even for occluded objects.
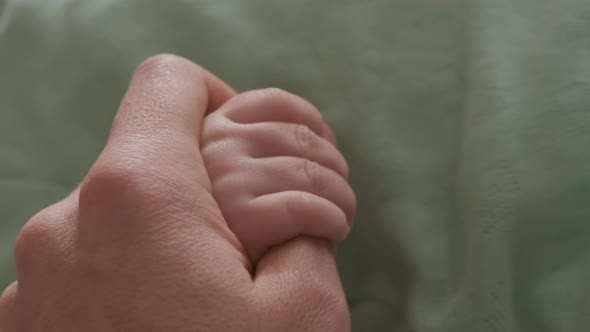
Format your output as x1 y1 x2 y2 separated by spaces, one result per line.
0 55 350 332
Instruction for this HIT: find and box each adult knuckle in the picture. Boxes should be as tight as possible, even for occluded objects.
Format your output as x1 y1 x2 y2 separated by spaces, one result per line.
0 281 17 327
0 281 16 303
14 209 59 272
79 159 147 218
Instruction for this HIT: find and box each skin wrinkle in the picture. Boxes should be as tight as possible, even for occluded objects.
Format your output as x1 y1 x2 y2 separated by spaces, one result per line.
203 88 355 262
0 55 352 331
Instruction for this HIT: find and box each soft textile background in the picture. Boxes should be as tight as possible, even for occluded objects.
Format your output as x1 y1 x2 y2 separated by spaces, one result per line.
1 1 590 331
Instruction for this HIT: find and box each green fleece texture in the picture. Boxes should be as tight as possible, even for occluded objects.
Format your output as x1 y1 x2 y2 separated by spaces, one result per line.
2 1 590 331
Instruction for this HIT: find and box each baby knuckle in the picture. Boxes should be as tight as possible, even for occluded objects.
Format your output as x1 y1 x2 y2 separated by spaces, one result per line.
203 142 247 181
203 136 241 158
202 114 239 141
200 139 224 163
212 173 242 200
294 124 319 156
259 87 290 101
346 188 358 224
256 88 298 110
288 191 310 216
301 159 326 194
341 157 351 179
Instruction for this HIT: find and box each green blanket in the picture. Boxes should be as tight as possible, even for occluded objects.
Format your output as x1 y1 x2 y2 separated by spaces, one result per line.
2 1 590 330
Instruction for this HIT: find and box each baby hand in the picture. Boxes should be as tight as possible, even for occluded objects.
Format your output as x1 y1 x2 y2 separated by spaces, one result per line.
201 88 356 263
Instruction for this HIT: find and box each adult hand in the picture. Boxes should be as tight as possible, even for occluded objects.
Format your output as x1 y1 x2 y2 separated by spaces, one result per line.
0 55 350 331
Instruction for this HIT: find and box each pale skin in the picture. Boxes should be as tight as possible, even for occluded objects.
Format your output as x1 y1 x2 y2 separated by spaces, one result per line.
0 54 356 331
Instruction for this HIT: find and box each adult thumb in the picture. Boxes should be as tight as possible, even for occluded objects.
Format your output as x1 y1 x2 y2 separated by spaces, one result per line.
86 54 235 193
253 237 351 331
78 55 238 243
